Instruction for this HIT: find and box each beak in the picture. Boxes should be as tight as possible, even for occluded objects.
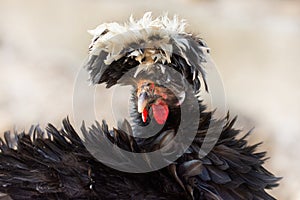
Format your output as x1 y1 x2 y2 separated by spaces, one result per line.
138 92 149 113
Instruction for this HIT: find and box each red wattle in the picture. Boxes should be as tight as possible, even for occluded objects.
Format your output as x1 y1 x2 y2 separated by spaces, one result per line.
152 102 169 125
142 108 148 123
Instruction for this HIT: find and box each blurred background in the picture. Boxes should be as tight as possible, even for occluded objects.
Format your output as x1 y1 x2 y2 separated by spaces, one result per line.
0 0 299 199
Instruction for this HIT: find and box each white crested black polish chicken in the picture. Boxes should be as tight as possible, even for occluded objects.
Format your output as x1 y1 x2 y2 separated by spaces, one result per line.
0 13 280 200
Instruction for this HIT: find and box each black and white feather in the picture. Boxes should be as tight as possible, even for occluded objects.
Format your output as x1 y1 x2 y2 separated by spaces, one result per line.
86 12 209 91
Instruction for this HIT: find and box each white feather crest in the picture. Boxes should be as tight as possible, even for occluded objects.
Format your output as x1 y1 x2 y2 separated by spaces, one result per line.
88 12 188 65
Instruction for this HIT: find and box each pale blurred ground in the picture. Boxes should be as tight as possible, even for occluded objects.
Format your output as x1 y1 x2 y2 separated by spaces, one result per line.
0 0 299 199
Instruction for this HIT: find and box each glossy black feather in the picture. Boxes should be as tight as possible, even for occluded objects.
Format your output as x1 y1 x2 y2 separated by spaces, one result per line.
0 106 280 200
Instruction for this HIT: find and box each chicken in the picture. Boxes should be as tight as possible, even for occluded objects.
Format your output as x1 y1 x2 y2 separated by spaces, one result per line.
0 13 280 200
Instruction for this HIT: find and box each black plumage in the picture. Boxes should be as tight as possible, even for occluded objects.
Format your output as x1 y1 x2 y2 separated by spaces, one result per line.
0 112 279 199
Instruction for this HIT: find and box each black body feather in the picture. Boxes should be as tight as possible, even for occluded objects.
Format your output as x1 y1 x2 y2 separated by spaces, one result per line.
0 109 279 199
